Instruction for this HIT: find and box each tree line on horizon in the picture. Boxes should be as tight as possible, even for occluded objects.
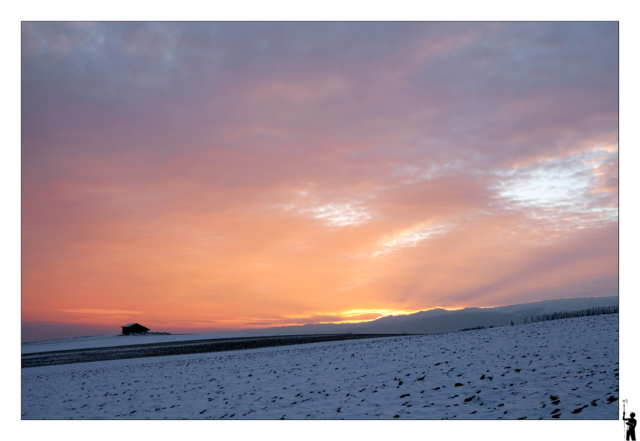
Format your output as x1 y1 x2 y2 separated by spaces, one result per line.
523 306 618 324
459 305 618 332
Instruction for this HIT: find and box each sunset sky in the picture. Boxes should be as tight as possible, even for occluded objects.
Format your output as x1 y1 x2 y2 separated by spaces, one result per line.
21 22 618 336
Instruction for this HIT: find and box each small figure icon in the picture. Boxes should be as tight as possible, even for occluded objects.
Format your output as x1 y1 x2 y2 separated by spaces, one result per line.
623 411 637 440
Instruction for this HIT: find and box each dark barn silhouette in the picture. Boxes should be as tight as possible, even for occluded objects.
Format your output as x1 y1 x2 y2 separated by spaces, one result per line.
121 323 150 335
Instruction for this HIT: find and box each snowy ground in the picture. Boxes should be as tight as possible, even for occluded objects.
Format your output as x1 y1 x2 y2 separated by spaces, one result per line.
22 334 402 368
21 333 268 354
21 314 618 420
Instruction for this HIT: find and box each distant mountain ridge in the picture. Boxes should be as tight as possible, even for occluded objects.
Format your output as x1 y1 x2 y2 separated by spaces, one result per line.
238 296 619 335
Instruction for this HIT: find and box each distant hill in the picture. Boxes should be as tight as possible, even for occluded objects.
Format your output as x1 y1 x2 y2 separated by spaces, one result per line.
238 296 619 335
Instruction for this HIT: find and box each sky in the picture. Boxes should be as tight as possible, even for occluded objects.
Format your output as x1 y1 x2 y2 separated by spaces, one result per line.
21 22 618 338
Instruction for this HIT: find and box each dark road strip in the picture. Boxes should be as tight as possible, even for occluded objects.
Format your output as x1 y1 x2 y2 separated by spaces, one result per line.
22 334 407 368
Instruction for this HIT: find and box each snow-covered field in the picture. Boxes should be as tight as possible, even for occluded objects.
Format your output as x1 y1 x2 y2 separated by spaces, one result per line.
21 314 618 420
21 333 268 354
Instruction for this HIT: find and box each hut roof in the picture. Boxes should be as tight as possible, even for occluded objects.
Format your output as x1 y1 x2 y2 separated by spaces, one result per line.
122 323 148 329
